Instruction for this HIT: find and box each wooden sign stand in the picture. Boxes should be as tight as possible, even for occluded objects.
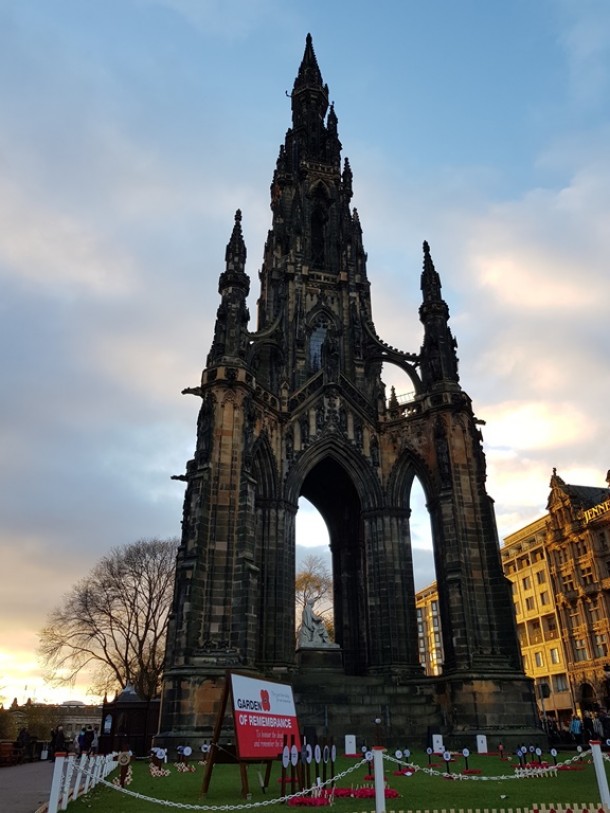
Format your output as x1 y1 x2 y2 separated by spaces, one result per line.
201 673 273 799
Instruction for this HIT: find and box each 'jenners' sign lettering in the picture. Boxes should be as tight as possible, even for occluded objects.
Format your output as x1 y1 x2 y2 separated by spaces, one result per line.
583 499 610 524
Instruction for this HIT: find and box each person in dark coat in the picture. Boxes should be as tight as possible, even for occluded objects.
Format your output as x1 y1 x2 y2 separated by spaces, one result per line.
77 728 86 755
83 725 94 755
52 725 66 760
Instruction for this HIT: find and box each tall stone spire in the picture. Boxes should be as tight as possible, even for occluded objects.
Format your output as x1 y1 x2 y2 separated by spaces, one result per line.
283 34 339 168
419 240 459 389
291 33 328 125
207 210 250 365
220 209 248 291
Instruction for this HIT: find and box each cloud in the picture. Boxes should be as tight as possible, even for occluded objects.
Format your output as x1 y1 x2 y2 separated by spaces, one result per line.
296 500 329 549
483 400 597 453
467 165 610 314
139 0 281 39
0 176 137 298
557 0 610 109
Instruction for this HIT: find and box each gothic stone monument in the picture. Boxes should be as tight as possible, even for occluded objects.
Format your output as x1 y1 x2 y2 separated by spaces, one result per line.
157 35 539 750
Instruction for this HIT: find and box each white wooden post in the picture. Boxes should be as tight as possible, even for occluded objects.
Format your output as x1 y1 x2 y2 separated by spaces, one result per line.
589 740 610 808
61 754 75 810
90 754 102 789
73 753 87 799
104 753 114 779
84 754 95 794
372 747 386 813
47 753 67 813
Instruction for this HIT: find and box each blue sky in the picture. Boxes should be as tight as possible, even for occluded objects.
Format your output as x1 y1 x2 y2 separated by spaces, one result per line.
1 0 609 704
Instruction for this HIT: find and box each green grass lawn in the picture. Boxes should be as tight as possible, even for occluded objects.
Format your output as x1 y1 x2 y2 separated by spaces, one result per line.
68 750 606 812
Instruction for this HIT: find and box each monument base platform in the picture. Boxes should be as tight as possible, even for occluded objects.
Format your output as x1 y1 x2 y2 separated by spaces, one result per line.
296 647 343 670
155 659 544 757
291 667 545 752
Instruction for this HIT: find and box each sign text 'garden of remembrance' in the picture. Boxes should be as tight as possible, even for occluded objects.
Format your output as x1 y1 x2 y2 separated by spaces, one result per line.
230 673 301 760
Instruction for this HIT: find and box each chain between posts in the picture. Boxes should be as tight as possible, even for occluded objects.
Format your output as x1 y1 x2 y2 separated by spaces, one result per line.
81 757 369 810
382 748 591 781
59 748 596 809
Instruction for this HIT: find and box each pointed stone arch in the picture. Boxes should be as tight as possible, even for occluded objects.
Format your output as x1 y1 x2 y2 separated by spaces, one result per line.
285 433 383 508
250 431 278 499
305 306 340 374
249 341 285 392
387 447 434 509
285 435 383 673
309 181 335 268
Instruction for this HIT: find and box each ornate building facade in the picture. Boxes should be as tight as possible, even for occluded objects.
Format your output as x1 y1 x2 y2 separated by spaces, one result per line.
157 35 538 750
546 469 610 714
417 469 610 729
501 516 573 727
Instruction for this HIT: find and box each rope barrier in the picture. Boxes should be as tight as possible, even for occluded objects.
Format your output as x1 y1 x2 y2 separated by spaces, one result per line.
78 756 369 809
63 748 597 810
382 749 591 781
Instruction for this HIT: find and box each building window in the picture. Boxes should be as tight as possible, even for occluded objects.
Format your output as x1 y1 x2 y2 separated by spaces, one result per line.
589 599 601 623
522 575 532 590
431 601 438 613
575 539 587 558
540 591 549 606
545 617 558 638
573 639 588 662
595 634 608 658
553 673 568 692
514 601 521 616
562 574 575 592
534 651 544 667
536 570 547 585
580 565 594 586
550 647 560 664
568 607 581 629
309 325 327 371
525 596 535 611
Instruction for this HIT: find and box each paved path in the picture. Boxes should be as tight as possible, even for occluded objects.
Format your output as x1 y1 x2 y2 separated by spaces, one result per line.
0 760 54 813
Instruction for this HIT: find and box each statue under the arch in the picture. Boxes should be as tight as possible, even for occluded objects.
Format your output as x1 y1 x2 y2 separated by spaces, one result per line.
157 35 540 750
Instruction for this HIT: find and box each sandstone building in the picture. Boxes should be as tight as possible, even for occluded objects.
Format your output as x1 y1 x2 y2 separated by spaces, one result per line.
417 469 610 729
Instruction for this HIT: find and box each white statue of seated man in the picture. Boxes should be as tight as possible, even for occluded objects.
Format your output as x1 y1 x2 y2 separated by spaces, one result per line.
299 598 330 647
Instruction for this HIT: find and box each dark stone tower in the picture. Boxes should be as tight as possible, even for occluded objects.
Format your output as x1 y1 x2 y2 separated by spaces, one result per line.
158 35 539 749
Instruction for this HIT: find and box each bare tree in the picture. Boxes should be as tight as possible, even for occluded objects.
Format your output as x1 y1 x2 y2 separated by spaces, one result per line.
295 554 333 639
38 537 177 700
